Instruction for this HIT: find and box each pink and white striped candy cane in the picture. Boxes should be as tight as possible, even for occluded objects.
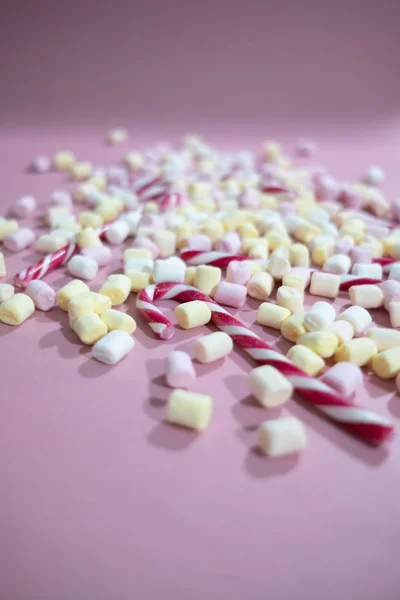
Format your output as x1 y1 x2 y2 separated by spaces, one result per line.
137 282 394 445
180 250 248 268
158 192 184 212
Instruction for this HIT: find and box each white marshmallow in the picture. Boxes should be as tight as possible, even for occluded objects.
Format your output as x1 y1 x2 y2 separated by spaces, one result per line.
323 254 351 275
304 301 336 331
92 330 134 364
258 417 307 457
309 271 340 298
0 283 14 302
36 234 67 254
194 331 233 363
248 365 293 407
351 263 383 279
337 305 372 335
366 327 400 351
389 302 400 328
388 263 400 282
13 195 37 217
124 258 154 273
363 165 385 186
81 245 113 266
105 220 130 245
51 229 76 243
349 284 384 309
276 286 303 313
67 255 98 280
328 320 354 344
152 257 186 284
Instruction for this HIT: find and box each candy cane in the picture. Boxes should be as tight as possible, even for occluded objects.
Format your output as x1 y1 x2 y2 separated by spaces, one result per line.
158 192 184 212
180 250 249 267
137 282 393 446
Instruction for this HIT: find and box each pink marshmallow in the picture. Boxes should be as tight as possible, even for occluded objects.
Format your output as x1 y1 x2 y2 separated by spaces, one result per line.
51 189 73 208
80 245 113 267
138 214 165 229
165 351 196 388
338 187 362 210
25 280 56 311
214 281 247 308
334 237 354 255
3 228 35 251
186 234 212 252
239 189 260 209
12 195 37 217
379 280 400 310
366 224 389 239
321 362 363 398
350 245 373 264
215 232 241 254
132 236 159 259
31 155 51 173
314 174 338 201
226 260 251 285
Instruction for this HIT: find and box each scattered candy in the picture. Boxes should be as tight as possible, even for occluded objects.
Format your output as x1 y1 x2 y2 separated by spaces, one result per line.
0 252 6 277
334 337 377 366
194 331 233 363
153 257 186 284
297 331 338 358
101 308 136 334
194 265 221 297
258 417 307 457
67 255 98 280
92 330 134 364
25 280 55 311
248 365 293 407
337 305 372 335
36 234 67 254
99 274 131 306
174 300 212 330
309 271 340 298
349 284 384 309
214 280 247 308
166 389 212 430
321 362 363 398
165 351 196 388
372 348 400 379
106 128 128 145
0 219 18 241
80 245 113 266
328 320 354 344
53 150 76 171
226 260 252 285
12 195 37 217
3 228 35 252
0 293 35 326
73 313 108 345
287 344 325 376
56 279 90 311
0 283 14 302
276 286 304 313
31 155 51 173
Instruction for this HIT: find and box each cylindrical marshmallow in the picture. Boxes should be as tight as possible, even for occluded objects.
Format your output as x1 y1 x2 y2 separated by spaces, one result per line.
363 165 385 186
67 255 98 280
321 362 363 398
226 260 251 285
56 280 90 311
304 301 336 331
366 327 400 351
132 236 159 259
0 293 35 326
215 232 241 254
0 252 6 277
349 284 384 309
379 280 400 310
166 389 212 430
153 257 186 284
276 286 303 313
257 302 291 329
214 281 247 308
105 220 130 245
247 272 274 300
3 228 35 252
73 313 108 345
323 254 351 275
101 308 136 334
80 245 112 266
351 263 383 279
76 227 102 249
289 243 310 267
90 291 112 315
68 292 94 325
25 280 56 311
99 274 131 306
194 331 233 363
31 155 51 173
165 351 196 388
153 230 176 257
53 150 76 170
174 300 211 329
92 330 134 364
309 271 340 298
350 245 373 264
328 320 354 345
0 219 18 241
388 263 400 282
258 417 307 457
337 305 372 335
297 331 338 358
371 348 400 379
0 282 14 302
13 195 37 217
287 344 325 376
186 234 213 252
281 312 306 342
36 234 67 254
267 254 291 279
51 189 73 208
389 301 400 327
248 365 293 407
126 269 152 292
194 265 221 296
334 337 377 366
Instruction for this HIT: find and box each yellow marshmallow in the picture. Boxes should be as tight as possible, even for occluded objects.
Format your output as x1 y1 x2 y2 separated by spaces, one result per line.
71 161 92 181
371 348 400 379
194 265 221 297
334 338 377 366
281 312 306 343
289 243 310 267
53 150 76 171
123 248 153 262
0 252 6 277
256 302 291 330
88 175 106 190
174 300 212 329
312 245 332 267
59 222 82 234
201 219 224 243
56 280 90 311
68 292 94 325
276 286 304 313
265 232 291 251
238 222 259 239
90 292 112 314
143 201 159 214
297 331 338 358
95 199 121 222
0 293 34 326
166 389 212 431
125 269 152 292
73 313 107 345
294 223 321 244
101 308 136 334
175 223 193 249
76 227 102 249
99 274 131 306
248 241 269 260
259 194 278 210
282 274 306 292
185 266 196 285
0 219 18 241
78 211 104 228
287 345 325 376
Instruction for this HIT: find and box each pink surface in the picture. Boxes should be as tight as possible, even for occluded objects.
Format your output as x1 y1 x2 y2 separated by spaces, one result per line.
1 2 400 599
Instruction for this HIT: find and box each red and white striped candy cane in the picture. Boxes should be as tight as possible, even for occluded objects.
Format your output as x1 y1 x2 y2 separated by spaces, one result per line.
339 275 383 291
158 192 184 212
180 250 248 268
137 282 394 445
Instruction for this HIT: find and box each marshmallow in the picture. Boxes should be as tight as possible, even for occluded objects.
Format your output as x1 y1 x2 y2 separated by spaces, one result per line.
185 266 196 285
214 281 247 308
215 231 241 253
174 300 211 329
68 292 94 325
105 220 130 245
351 263 383 279
389 263 400 282
106 127 128 145
304 301 336 332
165 351 196 388
328 320 354 345
73 313 108 345
276 286 303 313
201 219 225 243
389 301 400 327
349 284 384 309
297 331 338 358
25 280 55 311
67 255 98 280
153 230 176 257
3 228 35 252
281 273 306 293
99 274 131 306
51 229 75 244
334 338 377 366
71 161 92 181
281 312 306 342
132 236 159 259
337 306 372 335
323 254 351 275
194 265 221 296
90 291 112 315
247 272 275 300
76 227 102 248
288 344 325 375
126 270 152 292
124 257 154 273
45 206 72 228
372 348 400 379
51 190 73 208
78 211 104 228
166 389 212 431
13 195 37 217
296 138 316 157
379 280 400 310
350 245 373 264
309 271 340 298
124 248 153 262
0 283 14 302
363 165 385 186
31 155 51 173
81 245 112 266
186 234 213 252
194 331 233 363
101 308 136 334
335 236 354 255
226 261 251 285
258 417 307 457
0 252 6 277
248 365 293 407
321 362 363 397
268 254 291 279
366 327 400 351
153 257 186 284
0 219 18 240
53 150 76 170
257 302 291 329
36 234 67 254
0 293 35 326
92 330 134 364
56 280 90 311
289 243 310 267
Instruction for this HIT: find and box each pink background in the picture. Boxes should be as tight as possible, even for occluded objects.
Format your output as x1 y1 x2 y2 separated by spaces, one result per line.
1 2 400 600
